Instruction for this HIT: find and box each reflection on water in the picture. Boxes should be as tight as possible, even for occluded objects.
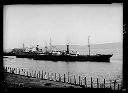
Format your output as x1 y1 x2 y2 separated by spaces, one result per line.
4 56 122 83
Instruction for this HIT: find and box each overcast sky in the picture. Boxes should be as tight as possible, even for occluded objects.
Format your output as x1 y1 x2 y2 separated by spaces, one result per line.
4 4 122 49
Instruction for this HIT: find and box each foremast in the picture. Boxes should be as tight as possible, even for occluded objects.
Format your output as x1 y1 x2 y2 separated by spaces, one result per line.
88 36 91 56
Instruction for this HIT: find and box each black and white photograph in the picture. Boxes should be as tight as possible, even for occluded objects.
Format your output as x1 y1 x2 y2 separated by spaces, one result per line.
3 4 123 91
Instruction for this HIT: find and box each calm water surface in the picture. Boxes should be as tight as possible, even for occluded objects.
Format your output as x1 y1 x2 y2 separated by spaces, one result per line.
4 56 122 84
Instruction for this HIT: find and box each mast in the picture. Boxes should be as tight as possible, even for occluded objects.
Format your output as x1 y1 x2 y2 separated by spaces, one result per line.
23 43 25 51
66 39 70 54
45 41 48 52
23 43 24 49
49 37 52 52
88 36 90 56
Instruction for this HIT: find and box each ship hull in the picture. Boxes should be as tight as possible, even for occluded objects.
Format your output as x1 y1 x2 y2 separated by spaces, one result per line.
4 52 112 62
33 54 113 62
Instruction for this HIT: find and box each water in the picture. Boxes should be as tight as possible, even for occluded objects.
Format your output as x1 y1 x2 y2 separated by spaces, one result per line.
4 56 122 84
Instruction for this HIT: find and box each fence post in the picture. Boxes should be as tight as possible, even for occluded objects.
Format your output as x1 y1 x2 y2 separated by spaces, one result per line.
68 72 69 83
59 73 61 82
114 80 116 90
44 72 46 79
30 71 31 77
55 73 56 81
51 73 53 81
97 78 99 88
13 68 15 74
48 72 49 80
118 84 120 90
74 75 76 85
110 80 112 89
79 76 81 85
104 79 105 88
23 69 24 76
39 71 40 79
15 68 17 74
11 68 13 73
70 77 71 84
81 79 82 85
19 68 20 75
37 73 38 78
34 71 36 78
27 71 28 77
10 67 11 73
41 70 43 80
85 77 87 88
9 67 11 73
10 67 12 73
64 74 66 83
91 77 93 88
4 67 6 72
32 70 33 77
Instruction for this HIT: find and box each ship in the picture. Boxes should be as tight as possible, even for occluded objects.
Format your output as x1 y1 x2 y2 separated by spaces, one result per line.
33 36 113 62
33 44 113 62
5 36 113 62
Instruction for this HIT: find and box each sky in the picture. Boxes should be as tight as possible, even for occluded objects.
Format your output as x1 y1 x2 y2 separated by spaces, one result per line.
4 4 123 50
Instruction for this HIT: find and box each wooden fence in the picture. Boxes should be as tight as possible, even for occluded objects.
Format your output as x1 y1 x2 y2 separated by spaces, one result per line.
4 66 122 90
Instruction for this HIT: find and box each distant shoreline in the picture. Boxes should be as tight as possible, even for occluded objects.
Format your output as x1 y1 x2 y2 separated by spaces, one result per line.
4 42 122 52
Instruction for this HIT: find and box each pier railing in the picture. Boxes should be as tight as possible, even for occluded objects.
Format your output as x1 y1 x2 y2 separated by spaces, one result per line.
4 66 122 90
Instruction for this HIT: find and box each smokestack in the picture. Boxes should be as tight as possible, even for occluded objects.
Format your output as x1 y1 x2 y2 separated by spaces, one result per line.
67 44 69 54
36 45 39 51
